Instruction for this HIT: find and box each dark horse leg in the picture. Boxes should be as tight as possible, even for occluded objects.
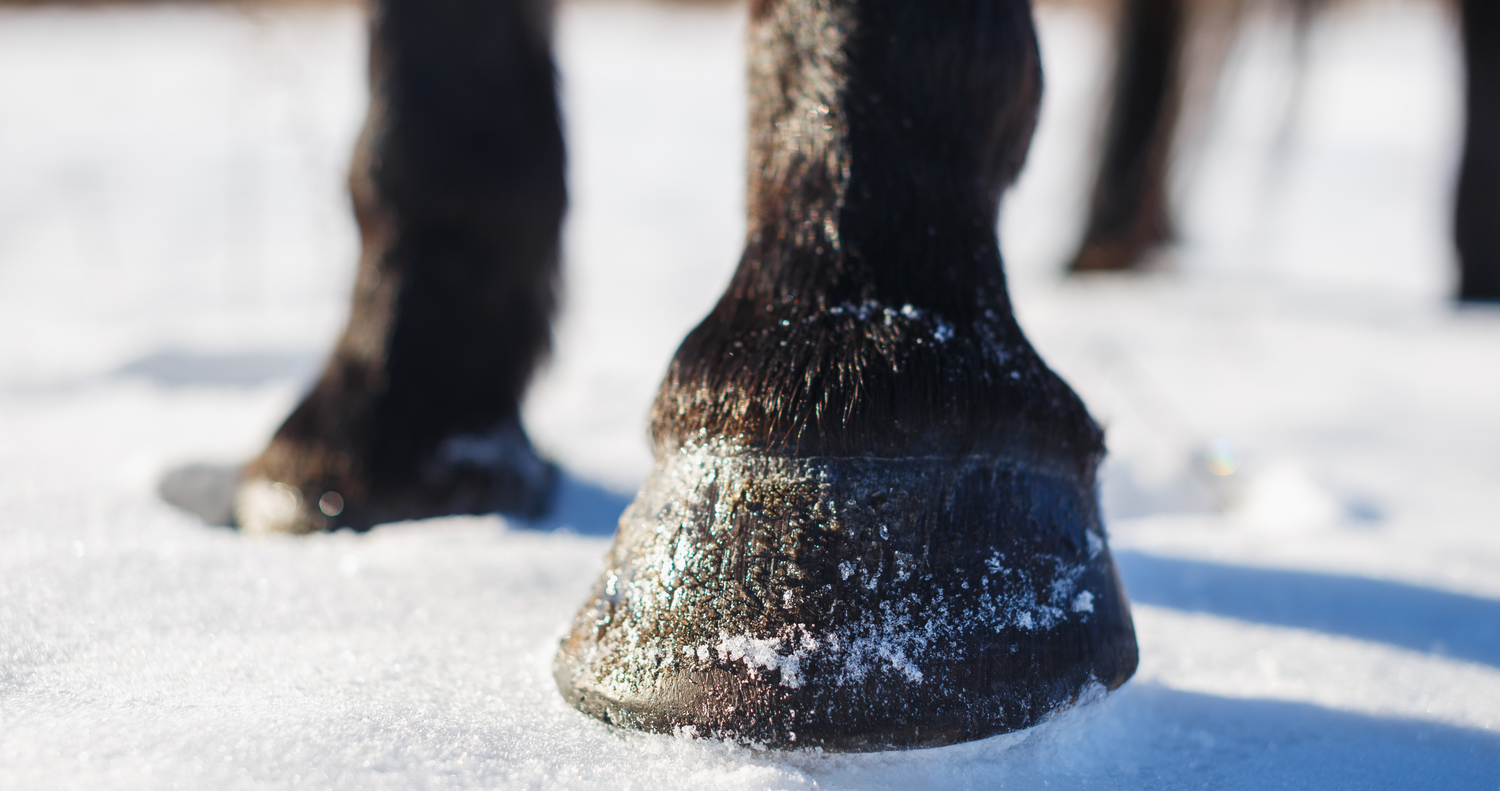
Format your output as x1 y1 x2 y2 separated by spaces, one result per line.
234 0 565 533
1068 0 1186 272
1079 0 1492 296
1070 0 1337 274
556 0 1137 751
1457 0 1500 301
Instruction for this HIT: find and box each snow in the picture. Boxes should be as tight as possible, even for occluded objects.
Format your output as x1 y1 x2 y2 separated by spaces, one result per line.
713 630 816 688
1 0 1498 788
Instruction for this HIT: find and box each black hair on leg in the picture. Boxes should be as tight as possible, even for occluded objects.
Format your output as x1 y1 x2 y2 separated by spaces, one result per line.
236 0 565 533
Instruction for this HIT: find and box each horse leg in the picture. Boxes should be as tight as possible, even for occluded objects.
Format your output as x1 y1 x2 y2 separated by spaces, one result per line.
1069 0 1186 272
1070 0 1265 273
1457 0 1500 301
234 0 565 533
556 0 1137 750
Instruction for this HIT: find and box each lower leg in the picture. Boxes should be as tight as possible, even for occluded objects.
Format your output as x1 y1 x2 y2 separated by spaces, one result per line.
236 0 565 533
1069 0 1185 272
1457 0 1500 301
556 0 1136 750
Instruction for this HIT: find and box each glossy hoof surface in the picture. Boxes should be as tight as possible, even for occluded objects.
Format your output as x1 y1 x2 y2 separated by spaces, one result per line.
555 443 1137 751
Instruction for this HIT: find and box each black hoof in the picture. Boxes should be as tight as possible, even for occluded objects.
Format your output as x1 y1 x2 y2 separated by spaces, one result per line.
235 419 557 534
555 445 1137 751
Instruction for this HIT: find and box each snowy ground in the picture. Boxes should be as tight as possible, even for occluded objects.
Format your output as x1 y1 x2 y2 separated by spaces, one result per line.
2 0 1498 788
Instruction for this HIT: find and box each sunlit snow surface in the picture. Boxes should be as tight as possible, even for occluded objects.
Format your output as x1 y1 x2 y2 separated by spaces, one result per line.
2 0 1499 788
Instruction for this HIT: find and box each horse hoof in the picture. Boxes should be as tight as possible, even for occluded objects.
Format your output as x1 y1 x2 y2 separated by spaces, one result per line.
554 442 1137 751
234 419 557 534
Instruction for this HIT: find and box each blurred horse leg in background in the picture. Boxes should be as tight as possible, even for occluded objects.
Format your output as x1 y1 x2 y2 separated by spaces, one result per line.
1067 0 1191 273
1068 0 1299 274
1070 0 1497 302
1456 0 1500 301
234 0 567 533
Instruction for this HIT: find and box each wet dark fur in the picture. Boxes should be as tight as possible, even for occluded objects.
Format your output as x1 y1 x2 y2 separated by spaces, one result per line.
242 0 564 529
1074 0 1499 301
654 0 1103 477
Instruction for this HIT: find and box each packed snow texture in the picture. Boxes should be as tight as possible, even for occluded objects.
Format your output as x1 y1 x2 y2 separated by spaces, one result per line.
1 0 1498 788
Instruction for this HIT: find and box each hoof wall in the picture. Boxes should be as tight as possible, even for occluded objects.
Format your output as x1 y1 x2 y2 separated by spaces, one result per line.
234 421 558 534
555 445 1138 751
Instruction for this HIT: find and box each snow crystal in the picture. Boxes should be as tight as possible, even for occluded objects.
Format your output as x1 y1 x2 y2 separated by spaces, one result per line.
715 628 819 688
822 298 958 347
1086 531 1104 559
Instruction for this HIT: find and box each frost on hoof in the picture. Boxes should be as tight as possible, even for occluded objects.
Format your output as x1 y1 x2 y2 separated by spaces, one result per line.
554 444 1138 752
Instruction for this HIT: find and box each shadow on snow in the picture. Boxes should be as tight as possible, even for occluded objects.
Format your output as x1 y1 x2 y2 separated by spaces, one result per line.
1114 550 1500 668
509 471 631 537
158 461 630 538
786 685 1500 790
115 348 323 388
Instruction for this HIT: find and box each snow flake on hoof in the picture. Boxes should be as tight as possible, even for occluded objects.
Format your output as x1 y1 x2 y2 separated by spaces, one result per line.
715 626 819 688
710 612 931 690
971 549 1093 631
1086 530 1104 558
